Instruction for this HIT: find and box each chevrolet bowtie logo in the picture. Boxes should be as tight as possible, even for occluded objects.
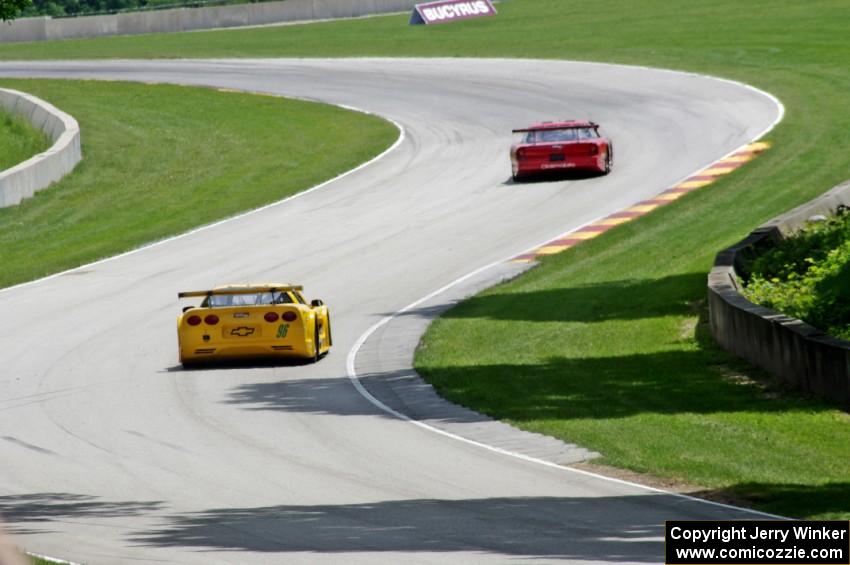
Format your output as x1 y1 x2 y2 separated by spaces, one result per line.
230 326 256 337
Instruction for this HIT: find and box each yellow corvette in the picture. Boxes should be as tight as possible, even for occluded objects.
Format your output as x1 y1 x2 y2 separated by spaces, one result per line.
177 284 331 366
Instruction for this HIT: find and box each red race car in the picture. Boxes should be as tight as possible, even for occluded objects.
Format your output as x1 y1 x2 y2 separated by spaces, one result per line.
510 120 613 181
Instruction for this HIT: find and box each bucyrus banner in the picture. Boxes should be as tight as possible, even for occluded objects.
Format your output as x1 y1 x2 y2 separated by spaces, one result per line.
410 0 497 25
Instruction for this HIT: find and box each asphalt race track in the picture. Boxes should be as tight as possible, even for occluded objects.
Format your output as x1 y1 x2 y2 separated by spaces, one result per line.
0 59 781 564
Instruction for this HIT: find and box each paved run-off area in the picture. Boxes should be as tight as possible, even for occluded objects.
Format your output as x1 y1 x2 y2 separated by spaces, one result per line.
0 59 780 564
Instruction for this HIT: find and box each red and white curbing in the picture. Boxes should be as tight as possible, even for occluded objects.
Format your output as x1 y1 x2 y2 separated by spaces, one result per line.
512 141 772 262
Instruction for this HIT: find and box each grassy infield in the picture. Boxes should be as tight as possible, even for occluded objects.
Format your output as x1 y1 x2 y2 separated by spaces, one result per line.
0 81 395 287
1 0 848 519
0 109 49 171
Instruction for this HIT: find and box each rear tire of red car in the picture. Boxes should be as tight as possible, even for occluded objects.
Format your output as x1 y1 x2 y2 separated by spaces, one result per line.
603 151 612 175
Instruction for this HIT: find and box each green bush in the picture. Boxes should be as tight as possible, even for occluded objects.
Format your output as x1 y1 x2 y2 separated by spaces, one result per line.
743 212 850 340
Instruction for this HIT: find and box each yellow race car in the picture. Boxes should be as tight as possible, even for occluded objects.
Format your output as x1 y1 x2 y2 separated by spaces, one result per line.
177 284 331 366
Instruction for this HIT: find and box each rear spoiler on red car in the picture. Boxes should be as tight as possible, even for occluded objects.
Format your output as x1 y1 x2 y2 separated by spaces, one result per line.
179 285 304 298
512 122 598 133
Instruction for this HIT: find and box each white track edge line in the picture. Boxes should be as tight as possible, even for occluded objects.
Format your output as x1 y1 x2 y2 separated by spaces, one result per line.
346 76 786 520
0 97 406 297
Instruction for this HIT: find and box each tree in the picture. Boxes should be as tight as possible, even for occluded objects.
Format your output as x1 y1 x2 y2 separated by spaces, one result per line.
1 0 32 20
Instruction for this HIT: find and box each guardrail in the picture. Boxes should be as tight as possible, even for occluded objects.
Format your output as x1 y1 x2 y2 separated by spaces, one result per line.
0 88 81 208
708 180 850 408
0 0 420 43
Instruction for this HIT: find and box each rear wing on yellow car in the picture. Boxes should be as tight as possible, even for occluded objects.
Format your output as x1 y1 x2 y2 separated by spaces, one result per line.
178 285 304 299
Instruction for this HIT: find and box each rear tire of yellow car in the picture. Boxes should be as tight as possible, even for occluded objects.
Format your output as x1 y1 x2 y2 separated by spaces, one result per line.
312 325 321 363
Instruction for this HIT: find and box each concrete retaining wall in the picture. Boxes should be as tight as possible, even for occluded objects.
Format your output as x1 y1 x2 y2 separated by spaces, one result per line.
0 88 82 207
0 17 48 42
708 180 850 408
47 13 118 39
0 0 420 43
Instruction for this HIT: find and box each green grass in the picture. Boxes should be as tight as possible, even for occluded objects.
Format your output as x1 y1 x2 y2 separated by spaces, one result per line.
1 0 849 518
416 229 850 519
0 108 50 171
0 0 846 68
0 79 395 287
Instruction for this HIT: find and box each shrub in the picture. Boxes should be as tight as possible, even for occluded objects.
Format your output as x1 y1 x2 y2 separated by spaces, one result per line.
743 212 850 340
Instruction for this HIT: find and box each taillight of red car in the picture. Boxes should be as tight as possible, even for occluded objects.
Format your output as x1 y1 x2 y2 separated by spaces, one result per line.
516 148 527 161
587 145 599 156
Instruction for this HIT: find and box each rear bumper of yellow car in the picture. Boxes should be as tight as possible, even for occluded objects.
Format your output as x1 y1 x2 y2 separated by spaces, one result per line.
180 342 315 363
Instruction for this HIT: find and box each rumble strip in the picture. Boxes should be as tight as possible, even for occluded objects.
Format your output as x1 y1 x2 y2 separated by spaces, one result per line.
512 141 772 262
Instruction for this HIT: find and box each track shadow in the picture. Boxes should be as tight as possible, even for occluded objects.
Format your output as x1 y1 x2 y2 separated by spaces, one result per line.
225 370 493 423
693 482 850 520
418 350 830 422
165 356 323 373
505 169 606 185
0 493 163 535
221 351 822 422
224 375 380 416
396 273 707 323
129 494 669 560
